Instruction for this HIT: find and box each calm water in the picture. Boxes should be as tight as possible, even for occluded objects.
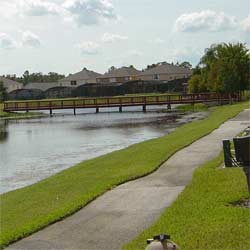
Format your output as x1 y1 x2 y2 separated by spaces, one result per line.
0 106 205 194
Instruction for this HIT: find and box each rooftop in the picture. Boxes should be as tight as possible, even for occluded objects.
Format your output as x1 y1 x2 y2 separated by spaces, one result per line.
97 66 141 79
60 68 102 82
140 63 192 75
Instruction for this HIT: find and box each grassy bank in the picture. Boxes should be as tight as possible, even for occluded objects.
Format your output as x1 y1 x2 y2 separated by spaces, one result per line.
0 103 45 119
123 153 250 250
0 102 248 248
176 103 209 112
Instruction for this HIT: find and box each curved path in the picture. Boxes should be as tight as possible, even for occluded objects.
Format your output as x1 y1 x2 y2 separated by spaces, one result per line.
7 109 250 250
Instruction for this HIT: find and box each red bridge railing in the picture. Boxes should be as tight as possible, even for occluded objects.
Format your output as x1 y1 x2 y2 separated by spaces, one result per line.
3 93 240 112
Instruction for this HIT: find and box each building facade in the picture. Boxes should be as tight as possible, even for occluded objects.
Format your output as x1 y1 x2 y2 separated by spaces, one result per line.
0 76 23 93
59 68 102 87
96 66 141 84
139 63 192 82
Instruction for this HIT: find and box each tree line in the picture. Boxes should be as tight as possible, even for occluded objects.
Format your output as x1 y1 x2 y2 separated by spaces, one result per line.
4 71 65 85
188 43 250 94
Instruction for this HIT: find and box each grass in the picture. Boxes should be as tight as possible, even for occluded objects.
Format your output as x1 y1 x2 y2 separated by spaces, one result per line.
176 103 209 112
123 153 250 250
0 103 44 119
0 102 248 248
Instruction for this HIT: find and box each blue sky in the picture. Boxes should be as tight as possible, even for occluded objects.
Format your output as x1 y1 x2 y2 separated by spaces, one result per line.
0 0 249 76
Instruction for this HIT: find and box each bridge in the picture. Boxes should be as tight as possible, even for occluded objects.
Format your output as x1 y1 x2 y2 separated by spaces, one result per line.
3 93 240 115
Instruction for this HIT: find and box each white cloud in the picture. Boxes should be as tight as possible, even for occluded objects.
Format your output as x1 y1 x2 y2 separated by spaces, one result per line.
102 33 128 43
174 10 237 32
149 38 165 45
78 41 100 55
0 33 17 49
127 50 142 57
22 31 41 48
18 0 62 16
240 16 250 32
63 0 117 26
166 47 202 66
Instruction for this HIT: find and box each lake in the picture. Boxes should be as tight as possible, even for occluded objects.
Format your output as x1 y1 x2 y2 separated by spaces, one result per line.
0 106 206 194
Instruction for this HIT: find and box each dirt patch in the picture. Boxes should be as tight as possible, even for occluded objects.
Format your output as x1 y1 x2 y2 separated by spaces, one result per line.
230 199 250 208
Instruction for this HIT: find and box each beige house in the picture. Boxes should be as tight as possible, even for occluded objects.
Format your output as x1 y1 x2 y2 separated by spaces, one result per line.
140 63 192 82
0 76 23 93
96 66 141 84
59 68 102 87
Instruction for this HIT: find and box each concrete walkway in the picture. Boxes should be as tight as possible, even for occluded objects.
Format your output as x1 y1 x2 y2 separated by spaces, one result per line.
7 109 250 250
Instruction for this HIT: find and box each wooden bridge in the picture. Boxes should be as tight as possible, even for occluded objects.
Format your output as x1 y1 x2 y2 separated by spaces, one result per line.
3 93 240 115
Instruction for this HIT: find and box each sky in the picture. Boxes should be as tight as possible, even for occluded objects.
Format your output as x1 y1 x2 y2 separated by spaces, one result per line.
0 0 249 76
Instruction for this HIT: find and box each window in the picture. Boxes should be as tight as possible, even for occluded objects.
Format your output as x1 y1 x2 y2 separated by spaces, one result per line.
70 81 77 86
153 74 160 80
109 78 116 83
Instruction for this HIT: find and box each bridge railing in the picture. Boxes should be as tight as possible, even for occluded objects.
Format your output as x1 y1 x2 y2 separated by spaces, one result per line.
3 92 236 111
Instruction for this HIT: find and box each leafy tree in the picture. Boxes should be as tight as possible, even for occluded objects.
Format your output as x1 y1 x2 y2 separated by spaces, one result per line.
108 66 116 73
23 70 30 85
179 61 192 69
189 43 250 93
0 81 7 102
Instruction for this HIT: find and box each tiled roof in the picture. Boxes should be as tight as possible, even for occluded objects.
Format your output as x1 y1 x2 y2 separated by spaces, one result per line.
97 67 141 78
60 68 102 82
140 63 192 75
24 82 61 91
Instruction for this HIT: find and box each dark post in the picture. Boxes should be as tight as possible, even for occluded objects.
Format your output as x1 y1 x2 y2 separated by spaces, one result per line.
96 107 99 113
243 167 250 192
74 108 76 115
50 109 53 117
143 105 146 112
119 106 122 112
223 140 232 167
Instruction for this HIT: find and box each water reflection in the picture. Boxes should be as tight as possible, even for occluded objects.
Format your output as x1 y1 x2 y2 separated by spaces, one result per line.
0 120 8 142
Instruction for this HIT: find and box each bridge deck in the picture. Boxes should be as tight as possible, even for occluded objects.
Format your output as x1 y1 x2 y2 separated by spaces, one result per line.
3 93 238 112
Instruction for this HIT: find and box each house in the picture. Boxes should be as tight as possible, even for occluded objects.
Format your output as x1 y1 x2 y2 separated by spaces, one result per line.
139 63 192 82
59 68 102 87
0 76 23 93
24 82 62 92
96 66 141 84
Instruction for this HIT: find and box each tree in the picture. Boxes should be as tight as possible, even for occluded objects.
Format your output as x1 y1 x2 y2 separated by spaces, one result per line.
0 81 7 102
23 70 30 85
179 61 192 69
108 66 116 73
188 43 250 93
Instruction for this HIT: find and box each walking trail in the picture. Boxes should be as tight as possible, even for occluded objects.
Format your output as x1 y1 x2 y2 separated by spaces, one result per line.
7 109 250 250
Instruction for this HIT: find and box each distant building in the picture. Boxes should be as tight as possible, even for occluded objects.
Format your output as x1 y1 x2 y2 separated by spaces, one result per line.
59 68 102 87
96 66 141 84
24 82 62 91
139 63 192 82
0 76 23 93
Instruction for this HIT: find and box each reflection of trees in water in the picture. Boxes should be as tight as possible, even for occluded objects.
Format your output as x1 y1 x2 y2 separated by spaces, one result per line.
0 120 8 142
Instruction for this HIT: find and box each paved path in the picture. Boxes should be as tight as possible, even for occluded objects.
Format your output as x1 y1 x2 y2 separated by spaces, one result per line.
7 109 250 250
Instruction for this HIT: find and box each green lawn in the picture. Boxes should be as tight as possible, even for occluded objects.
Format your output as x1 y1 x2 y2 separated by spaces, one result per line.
176 103 209 112
0 102 248 248
123 153 250 250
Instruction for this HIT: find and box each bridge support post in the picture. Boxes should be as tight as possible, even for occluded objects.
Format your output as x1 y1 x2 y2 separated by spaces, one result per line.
143 105 146 112
50 109 53 117
167 104 171 110
73 108 76 116
119 106 122 112
96 107 99 113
